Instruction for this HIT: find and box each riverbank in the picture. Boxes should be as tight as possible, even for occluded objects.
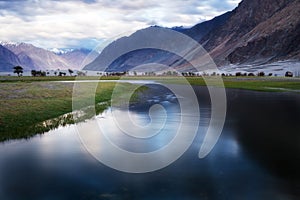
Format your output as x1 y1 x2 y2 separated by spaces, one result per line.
0 80 146 141
0 76 299 142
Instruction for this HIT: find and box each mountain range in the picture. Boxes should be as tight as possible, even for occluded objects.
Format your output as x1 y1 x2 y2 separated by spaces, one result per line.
1 0 299 73
85 0 300 72
0 41 98 72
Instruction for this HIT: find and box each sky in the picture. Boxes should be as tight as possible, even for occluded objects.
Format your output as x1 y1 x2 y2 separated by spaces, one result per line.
0 0 241 49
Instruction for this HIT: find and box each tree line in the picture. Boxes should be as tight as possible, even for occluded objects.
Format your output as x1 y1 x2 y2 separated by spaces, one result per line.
12 65 295 78
12 66 80 77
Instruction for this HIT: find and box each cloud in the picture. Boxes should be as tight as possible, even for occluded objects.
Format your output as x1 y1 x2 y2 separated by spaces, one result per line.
0 0 241 49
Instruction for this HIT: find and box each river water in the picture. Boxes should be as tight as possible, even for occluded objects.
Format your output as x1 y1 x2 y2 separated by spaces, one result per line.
0 84 299 200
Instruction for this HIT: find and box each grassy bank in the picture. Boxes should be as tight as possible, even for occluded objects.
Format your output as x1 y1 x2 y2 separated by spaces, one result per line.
0 80 145 142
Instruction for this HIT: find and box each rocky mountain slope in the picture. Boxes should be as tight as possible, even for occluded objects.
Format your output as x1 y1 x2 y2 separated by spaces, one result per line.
84 0 300 72
202 0 300 65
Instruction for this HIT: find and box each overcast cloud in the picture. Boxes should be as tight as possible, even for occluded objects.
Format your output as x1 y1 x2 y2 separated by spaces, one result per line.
0 0 241 49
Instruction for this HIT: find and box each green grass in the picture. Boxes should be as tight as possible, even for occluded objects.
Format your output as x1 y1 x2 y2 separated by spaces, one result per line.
0 75 299 142
110 76 300 92
0 80 145 142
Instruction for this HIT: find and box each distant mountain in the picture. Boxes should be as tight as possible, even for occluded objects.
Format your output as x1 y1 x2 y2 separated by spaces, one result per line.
60 49 99 69
84 0 300 72
0 42 98 72
83 27 185 72
1 42 70 71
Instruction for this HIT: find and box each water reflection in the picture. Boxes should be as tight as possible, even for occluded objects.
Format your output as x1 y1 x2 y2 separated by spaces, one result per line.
95 92 180 153
0 85 299 199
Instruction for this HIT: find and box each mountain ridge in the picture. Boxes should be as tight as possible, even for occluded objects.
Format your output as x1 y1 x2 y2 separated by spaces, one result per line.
84 0 300 72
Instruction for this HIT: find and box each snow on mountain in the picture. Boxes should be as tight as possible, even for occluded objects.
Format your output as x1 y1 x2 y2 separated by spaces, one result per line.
0 41 22 46
48 48 75 55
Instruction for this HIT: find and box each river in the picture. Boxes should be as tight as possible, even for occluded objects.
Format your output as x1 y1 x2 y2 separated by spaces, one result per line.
0 84 299 199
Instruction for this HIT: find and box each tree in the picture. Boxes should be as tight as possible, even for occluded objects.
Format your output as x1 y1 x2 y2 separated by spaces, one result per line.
59 72 66 76
257 72 265 77
31 70 46 77
235 72 242 76
285 71 293 77
68 69 74 76
13 66 23 77
40 71 46 76
77 71 86 76
31 70 37 77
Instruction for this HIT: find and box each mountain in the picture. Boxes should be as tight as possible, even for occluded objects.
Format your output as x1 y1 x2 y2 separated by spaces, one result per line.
84 0 300 72
84 11 231 72
1 42 70 71
0 42 98 72
84 12 230 72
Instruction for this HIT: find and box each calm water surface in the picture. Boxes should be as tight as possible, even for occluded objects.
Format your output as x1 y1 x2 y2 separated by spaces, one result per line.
0 84 299 200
